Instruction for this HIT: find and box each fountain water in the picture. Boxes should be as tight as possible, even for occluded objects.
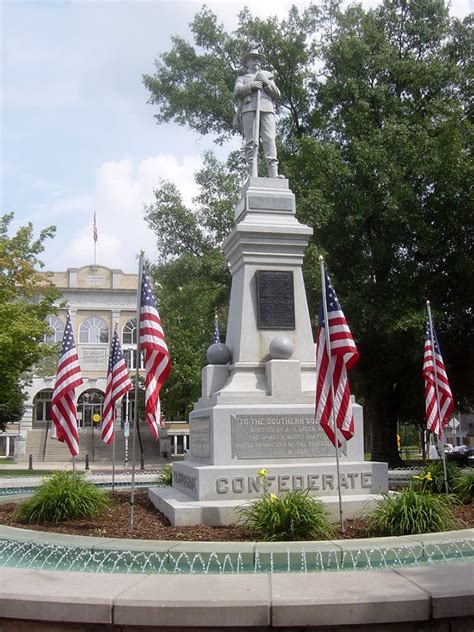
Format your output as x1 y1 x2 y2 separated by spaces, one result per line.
1 536 472 575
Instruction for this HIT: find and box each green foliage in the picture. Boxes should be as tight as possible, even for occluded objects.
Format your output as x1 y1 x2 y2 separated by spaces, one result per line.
15 471 110 524
143 1 473 460
238 490 335 541
365 489 464 536
157 463 173 486
411 460 463 494
0 214 59 428
453 469 474 504
143 5 320 142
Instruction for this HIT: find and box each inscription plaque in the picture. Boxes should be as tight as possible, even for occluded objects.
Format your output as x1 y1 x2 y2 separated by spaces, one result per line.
231 414 336 459
256 271 295 330
80 347 107 367
190 417 211 458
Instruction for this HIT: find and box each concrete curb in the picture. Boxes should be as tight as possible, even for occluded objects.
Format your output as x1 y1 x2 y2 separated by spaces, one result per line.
0 564 472 629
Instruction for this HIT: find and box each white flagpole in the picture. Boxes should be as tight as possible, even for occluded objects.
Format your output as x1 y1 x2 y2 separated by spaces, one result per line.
426 300 449 493
112 423 116 492
319 256 345 533
112 322 120 492
129 253 144 531
93 212 97 266
124 391 129 467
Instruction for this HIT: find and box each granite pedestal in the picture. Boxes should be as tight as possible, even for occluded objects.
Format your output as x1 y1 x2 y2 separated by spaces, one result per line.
149 177 388 525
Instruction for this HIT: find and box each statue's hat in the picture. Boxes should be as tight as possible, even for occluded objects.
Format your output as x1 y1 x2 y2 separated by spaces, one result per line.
241 49 267 66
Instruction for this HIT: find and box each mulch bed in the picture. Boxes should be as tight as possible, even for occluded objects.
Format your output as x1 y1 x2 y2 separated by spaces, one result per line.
0 490 472 541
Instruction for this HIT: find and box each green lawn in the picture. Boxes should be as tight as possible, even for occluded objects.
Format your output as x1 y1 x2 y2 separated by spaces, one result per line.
0 469 57 477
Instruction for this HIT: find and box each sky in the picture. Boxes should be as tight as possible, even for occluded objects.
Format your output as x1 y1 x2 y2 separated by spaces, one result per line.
1 0 472 273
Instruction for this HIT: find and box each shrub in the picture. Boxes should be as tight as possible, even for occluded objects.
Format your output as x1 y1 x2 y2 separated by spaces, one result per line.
365 489 464 536
453 469 474 504
157 463 173 486
238 490 335 541
411 460 462 494
15 471 110 524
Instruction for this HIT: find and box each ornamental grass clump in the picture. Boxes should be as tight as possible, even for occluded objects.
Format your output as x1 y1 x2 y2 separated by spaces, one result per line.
238 489 335 541
15 471 110 524
411 461 462 494
453 468 474 504
364 489 464 537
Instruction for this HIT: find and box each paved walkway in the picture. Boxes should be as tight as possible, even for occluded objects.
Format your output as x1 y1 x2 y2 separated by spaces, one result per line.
0 459 170 473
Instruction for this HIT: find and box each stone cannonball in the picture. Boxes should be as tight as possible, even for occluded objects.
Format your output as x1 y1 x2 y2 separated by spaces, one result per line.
207 342 232 365
269 336 294 359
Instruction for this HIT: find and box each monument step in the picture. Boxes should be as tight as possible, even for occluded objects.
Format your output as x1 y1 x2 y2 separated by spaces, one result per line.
148 486 387 526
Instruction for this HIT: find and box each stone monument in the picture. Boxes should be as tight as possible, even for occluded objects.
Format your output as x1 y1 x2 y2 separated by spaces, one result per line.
149 52 388 526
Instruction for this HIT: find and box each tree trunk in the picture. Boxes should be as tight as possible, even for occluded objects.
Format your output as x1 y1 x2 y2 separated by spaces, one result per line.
367 399 404 467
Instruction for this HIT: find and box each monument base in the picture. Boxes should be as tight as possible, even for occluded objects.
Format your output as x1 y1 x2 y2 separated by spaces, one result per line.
148 485 387 527
149 460 388 526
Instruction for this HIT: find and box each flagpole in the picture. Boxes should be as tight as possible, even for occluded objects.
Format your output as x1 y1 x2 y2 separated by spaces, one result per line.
426 300 449 494
319 256 345 533
124 391 129 467
129 253 144 531
112 425 116 492
93 212 97 267
68 305 78 482
111 321 119 492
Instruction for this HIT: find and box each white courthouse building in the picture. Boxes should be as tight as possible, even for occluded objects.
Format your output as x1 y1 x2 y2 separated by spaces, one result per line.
14 265 189 462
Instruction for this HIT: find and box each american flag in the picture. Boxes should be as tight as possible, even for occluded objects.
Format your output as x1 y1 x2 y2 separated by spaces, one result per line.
93 212 98 242
423 320 454 438
51 312 83 456
212 312 220 344
101 326 133 445
139 266 171 439
315 271 359 447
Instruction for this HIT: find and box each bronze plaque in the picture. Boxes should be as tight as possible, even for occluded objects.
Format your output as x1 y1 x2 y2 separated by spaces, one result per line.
231 415 334 459
257 271 295 329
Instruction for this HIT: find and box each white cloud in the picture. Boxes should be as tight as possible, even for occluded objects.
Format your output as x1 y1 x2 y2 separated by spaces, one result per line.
42 153 203 272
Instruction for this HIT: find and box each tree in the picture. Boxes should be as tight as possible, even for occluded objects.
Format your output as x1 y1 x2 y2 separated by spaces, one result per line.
0 214 59 428
143 1 473 465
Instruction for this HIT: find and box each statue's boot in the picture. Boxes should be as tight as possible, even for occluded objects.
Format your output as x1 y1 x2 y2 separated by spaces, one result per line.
267 161 284 178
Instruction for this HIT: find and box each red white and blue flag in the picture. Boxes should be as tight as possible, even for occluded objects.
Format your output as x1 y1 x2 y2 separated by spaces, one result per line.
51 312 83 456
101 325 132 445
423 321 454 438
315 271 359 447
139 266 171 439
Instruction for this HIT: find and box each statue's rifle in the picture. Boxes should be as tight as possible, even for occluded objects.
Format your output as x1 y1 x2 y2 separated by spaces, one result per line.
251 85 261 178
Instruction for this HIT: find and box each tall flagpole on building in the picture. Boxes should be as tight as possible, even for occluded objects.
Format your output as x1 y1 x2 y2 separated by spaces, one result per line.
319 256 345 533
426 300 449 494
93 212 98 266
129 253 144 531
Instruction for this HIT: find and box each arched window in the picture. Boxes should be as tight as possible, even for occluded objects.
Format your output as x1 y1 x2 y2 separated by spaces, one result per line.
79 316 109 344
44 316 65 343
122 318 137 345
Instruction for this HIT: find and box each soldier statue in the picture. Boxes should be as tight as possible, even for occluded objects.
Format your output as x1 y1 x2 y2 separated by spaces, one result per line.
233 49 282 178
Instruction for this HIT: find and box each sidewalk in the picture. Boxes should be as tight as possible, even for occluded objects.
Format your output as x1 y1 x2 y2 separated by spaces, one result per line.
0 459 172 480
0 459 171 473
